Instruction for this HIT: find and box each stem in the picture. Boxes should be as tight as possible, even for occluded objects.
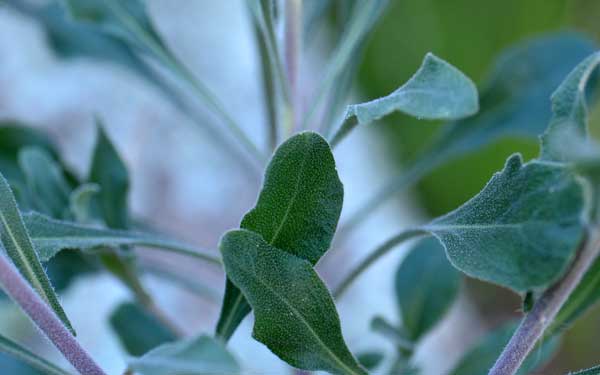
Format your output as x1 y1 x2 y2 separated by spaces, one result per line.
332 229 428 298
284 0 302 136
0 254 106 375
489 228 600 375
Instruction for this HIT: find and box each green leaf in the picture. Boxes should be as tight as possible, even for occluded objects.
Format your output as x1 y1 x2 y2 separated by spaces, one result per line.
424 154 585 292
540 51 600 162
0 173 74 334
0 333 70 375
330 53 479 146
216 132 343 340
569 365 600 375
69 183 101 223
356 351 384 371
370 316 414 351
220 229 365 375
110 302 177 356
450 321 559 375
395 238 460 341
127 335 239 375
21 212 220 265
89 124 129 229
18 147 71 219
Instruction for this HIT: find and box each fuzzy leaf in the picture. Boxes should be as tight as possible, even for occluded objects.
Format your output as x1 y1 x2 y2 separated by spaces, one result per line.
216 132 343 340
21 212 218 265
0 174 74 333
425 154 584 292
540 51 600 162
331 53 478 146
395 237 460 341
0 333 69 375
127 335 239 375
450 322 559 375
220 230 365 375
110 302 176 356
18 147 71 219
569 365 600 375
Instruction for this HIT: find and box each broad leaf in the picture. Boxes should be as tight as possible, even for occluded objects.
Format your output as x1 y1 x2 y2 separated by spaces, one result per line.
331 53 478 146
127 335 239 375
110 302 176 356
220 230 365 375
450 322 559 375
0 333 69 375
0 174 74 333
540 51 600 162
216 132 343 340
18 147 71 219
89 124 129 229
424 154 584 292
21 212 219 265
395 238 460 341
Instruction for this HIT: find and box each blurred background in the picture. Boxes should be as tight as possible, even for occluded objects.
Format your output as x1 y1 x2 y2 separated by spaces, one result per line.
0 0 599 374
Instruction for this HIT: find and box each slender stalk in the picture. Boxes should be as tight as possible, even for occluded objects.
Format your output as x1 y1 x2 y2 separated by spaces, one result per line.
332 228 428 298
284 0 302 136
0 334 71 375
489 227 600 375
0 253 106 375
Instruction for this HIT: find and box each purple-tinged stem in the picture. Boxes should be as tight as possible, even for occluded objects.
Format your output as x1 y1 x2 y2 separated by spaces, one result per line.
489 228 600 375
0 254 106 375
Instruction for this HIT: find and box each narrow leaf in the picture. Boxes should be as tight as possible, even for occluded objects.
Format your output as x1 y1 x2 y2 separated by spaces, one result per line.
425 154 585 292
216 132 343 340
0 173 74 333
220 229 365 375
540 51 600 162
569 365 600 375
331 53 478 146
395 237 460 341
127 335 239 375
110 302 177 356
450 322 559 375
21 212 220 265
0 333 70 375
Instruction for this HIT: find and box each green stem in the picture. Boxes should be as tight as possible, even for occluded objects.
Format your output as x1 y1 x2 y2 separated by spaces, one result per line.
332 228 428 298
284 0 302 135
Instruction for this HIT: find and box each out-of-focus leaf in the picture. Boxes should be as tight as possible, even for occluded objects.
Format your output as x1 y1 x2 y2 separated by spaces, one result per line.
540 51 600 162
216 132 343 341
450 322 559 375
395 237 460 341
356 351 384 371
331 53 478 146
0 334 70 375
220 229 365 374
370 316 414 351
18 147 71 219
69 183 101 223
21 212 220 265
569 365 600 375
89 125 129 229
127 335 239 375
424 154 584 292
110 302 176 356
0 174 74 334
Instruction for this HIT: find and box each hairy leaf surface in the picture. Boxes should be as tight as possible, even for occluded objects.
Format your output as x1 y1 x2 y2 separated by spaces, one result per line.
216 132 343 340
395 238 460 340
425 154 585 292
220 230 365 375
127 335 239 375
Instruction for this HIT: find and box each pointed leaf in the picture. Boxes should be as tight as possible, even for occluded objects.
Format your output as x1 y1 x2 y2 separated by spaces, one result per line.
220 229 365 375
540 51 600 161
450 322 559 375
395 237 460 341
356 351 384 371
21 212 219 265
0 333 70 375
110 302 177 356
0 174 74 333
18 147 71 219
127 335 239 375
216 132 343 340
425 154 585 292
